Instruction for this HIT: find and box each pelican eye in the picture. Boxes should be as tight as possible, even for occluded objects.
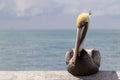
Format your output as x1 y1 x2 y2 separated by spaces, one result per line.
80 22 88 28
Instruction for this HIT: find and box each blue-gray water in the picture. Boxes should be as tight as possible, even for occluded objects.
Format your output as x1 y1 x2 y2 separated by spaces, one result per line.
0 29 120 71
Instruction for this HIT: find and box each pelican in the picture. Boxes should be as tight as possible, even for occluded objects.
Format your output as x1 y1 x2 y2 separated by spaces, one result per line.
65 12 101 76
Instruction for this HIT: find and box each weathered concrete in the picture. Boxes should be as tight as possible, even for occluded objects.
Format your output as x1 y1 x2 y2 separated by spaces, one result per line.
0 71 120 80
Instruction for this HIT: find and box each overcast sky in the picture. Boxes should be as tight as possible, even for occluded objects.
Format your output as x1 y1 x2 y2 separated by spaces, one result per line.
0 0 120 30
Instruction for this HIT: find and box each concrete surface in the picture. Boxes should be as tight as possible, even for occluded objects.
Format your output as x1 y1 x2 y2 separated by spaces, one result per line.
0 71 120 80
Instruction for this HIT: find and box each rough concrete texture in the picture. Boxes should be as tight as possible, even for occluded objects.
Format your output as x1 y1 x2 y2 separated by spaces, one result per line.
0 71 120 80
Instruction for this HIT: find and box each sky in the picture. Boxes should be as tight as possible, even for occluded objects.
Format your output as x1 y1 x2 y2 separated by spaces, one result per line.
0 0 120 30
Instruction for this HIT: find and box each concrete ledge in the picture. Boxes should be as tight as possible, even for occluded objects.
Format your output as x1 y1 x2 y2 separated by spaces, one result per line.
0 71 120 80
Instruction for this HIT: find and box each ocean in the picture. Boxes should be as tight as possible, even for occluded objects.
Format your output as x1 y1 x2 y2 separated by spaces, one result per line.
0 29 120 71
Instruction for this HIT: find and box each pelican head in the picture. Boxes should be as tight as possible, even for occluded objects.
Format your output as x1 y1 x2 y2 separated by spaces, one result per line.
76 13 90 28
72 12 90 64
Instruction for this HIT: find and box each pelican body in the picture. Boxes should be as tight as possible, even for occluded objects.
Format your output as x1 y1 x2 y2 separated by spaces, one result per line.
65 13 101 76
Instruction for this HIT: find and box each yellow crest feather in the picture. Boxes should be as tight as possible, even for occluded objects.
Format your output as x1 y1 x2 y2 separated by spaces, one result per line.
76 13 90 28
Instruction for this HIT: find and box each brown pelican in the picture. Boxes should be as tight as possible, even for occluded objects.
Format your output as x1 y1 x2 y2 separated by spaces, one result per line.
65 12 101 76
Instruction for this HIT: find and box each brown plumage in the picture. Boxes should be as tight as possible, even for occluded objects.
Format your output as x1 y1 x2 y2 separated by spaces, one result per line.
65 48 101 76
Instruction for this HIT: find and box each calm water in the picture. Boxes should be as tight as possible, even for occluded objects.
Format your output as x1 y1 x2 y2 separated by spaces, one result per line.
0 29 120 71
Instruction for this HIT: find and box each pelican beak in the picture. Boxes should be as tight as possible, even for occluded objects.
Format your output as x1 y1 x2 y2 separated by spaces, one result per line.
71 28 82 64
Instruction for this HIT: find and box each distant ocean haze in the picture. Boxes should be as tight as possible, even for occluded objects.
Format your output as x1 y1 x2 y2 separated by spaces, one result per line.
0 29 120 70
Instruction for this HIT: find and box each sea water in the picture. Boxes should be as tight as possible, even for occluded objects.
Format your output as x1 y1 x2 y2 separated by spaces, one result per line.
0 29 120 71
